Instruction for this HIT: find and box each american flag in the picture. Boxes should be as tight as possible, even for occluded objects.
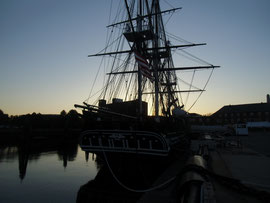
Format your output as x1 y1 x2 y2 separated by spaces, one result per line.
134 51 154 82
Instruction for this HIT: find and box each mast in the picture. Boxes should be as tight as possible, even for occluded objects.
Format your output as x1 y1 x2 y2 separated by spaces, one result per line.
124 0 143 120
82 0 219 119
138 0 143 120
153 0 159 118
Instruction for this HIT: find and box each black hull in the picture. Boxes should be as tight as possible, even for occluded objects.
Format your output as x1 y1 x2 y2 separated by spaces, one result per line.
77 141 191 203
76 158 166 203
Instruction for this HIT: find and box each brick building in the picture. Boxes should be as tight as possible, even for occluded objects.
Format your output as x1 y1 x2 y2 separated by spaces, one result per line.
211 95 270 124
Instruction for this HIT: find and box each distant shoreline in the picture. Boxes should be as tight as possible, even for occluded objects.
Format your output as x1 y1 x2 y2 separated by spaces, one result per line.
0 127 81 140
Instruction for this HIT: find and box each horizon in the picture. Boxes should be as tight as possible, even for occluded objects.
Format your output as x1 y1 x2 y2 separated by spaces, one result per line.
2 96 270 117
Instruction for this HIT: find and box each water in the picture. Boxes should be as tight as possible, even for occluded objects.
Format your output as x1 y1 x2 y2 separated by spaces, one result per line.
0 138 98 203
0 136 175 202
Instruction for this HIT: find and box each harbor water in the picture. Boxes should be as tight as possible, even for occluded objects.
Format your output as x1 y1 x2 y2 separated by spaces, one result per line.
0 137 97 203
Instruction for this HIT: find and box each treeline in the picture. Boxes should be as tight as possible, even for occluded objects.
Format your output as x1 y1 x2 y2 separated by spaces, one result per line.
0 109 83 129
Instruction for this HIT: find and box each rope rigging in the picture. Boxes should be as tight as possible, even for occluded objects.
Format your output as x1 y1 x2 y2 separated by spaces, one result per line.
184 69 196 107
85 0 217 115
187 67 214 112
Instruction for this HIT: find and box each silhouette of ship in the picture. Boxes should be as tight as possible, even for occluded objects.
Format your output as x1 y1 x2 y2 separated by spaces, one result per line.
75 0 219 157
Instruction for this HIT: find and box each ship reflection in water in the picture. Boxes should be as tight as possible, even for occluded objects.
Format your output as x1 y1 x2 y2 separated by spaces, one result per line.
0 137 97 203
77 152 171 203
77 156 141 203
0 136 172 203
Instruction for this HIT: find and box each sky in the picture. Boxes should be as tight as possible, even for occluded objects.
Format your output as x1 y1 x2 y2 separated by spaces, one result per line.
0 0 270 116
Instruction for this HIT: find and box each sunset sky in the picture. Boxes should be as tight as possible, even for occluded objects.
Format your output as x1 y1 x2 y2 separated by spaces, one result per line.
1 0 270 116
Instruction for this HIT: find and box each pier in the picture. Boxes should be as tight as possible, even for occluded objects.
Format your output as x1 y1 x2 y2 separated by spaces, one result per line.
138 131 270 203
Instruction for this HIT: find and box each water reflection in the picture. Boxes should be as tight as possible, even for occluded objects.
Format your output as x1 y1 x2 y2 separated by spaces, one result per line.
77 164 140 202
18 143 29 180
77 153 170 203
0 136 97 203
0 136 171 203
1 138 78 181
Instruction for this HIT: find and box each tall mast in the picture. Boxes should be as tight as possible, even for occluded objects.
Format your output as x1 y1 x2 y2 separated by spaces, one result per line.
124 0 143 120
153 0 159 118
80 0 220 121
138 0 143 120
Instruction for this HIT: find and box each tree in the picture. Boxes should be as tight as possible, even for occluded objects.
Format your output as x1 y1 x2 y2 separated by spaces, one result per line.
67 109 78 117
60 110 67 117
66 109 82 128
0 109 9 125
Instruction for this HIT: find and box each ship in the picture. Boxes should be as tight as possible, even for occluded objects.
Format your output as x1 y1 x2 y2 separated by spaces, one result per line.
75 0 219 158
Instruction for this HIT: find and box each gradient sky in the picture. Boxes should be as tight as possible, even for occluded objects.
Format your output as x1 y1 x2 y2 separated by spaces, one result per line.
1 0 270 116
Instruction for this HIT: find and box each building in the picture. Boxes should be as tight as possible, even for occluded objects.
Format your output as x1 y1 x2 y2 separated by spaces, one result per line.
211 95 270 124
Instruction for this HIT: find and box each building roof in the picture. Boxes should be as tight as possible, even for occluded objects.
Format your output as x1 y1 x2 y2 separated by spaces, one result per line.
212 102 270 116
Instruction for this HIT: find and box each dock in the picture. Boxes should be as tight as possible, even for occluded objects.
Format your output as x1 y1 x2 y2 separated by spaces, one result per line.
138 132 270 203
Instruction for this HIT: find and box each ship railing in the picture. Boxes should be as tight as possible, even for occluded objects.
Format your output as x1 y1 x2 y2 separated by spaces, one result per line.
80 130 170 156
